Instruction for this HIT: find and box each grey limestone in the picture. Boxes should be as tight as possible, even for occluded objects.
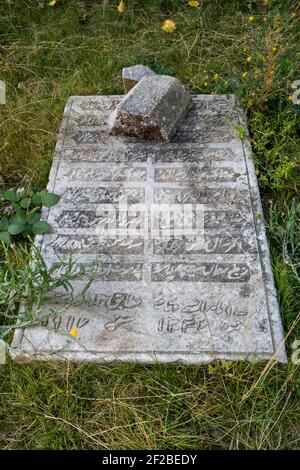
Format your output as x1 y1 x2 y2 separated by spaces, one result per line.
122 65 156 92
109 75 193 142
11 94 287 364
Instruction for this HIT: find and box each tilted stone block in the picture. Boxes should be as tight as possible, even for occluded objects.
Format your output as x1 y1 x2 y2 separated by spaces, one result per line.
122 64 156 92
109 75 193 142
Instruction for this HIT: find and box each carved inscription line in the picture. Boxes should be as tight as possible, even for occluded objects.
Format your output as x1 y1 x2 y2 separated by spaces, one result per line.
48 233 257 255
58 166 147 182
155 188 250 205
154 167 245 183
61 147 149 163
41 315 90 332
49 208 254 230
50 291 143 310
151 263 251 282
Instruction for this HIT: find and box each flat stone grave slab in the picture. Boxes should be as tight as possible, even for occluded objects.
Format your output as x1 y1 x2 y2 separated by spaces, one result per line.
11 94 287 363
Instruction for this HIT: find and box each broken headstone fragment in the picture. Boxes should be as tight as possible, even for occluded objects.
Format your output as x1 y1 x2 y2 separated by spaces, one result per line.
122 64 156 92
109 75 192 142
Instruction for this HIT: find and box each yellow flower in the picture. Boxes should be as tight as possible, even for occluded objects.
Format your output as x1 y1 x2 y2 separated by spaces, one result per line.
272 46 278 52
242 71 248 78
203 81 208 87
248 15 254 22
188 1 200 6
117 0 125 13
243 47 247 52
214 73 219 80
69 328 78 337
288 95 293 101
162 19 176 33
248 99 253 107
246 56 252 62
49 0 57 5
291 12 297 17
263 0 269 5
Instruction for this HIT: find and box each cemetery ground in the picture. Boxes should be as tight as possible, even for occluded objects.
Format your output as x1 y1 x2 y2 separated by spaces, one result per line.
0 0 300 450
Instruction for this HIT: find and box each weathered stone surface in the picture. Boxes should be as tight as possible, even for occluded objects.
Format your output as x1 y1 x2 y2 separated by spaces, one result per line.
10 94 287 364
122 64 156 92
109 75 193 142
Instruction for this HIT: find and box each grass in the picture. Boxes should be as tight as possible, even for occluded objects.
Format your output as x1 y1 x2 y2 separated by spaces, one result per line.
0 0 300 450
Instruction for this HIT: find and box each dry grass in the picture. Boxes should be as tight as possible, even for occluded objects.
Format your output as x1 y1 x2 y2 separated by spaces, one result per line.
0 0 300 450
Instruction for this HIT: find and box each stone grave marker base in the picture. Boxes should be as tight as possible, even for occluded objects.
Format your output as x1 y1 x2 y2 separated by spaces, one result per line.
11 95 287 364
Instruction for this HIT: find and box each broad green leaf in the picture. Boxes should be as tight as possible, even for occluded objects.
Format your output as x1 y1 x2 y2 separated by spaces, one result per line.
0 231 10 244
26 211 41 224
10 214 26 224
0 217 9 231
32 220 51 234
16 209 26 219
8 221 27 235
20 197 31 209
3 190 18 203
31 193 42 205
40 191 60 208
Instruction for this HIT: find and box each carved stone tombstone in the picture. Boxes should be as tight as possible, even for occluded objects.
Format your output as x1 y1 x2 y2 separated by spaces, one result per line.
11 94 286 363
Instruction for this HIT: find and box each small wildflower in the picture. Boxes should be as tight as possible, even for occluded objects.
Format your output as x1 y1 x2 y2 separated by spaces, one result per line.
248 15 254 22
263 0 269 5
242 71 248 78
162 19 176 33
246 56 252 63
188 1 200 6
117 0 125 13
272 46 278 52
203 81 208 87
291 12 297 18
69 328 78 337
243 47 247 52
248 99 253 107
4 205 13 214
49 0 57 5
213 73 219 80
